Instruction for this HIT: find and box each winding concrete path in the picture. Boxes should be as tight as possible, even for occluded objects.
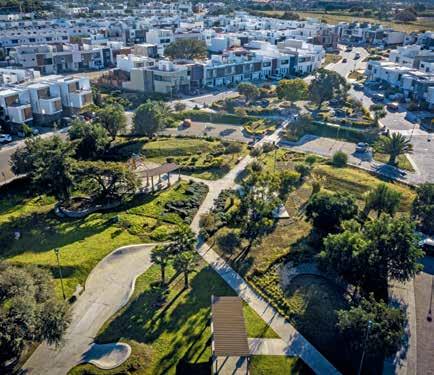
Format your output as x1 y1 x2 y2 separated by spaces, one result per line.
22 244 157 375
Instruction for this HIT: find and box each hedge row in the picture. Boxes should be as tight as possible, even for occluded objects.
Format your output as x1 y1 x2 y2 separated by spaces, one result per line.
306 121 379 143
172 110 260 125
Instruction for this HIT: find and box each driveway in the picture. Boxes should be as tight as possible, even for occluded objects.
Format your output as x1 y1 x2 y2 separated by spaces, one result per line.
22 244 157 375
160 121 252 143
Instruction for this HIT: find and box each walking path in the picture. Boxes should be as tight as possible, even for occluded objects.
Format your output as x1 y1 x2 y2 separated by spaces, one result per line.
22 244 157 375
24 124 340 375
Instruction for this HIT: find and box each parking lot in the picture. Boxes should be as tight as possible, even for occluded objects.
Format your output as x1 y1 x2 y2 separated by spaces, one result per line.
160 121 252 143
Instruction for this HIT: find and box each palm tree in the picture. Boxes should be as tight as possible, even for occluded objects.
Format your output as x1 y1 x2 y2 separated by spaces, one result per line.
364 183 402 218
166 226 196 255
375 133 413 166
151 245 171 284
173 251 199 289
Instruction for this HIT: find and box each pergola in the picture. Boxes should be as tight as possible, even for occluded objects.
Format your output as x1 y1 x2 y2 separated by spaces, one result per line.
134 162 181 192
211 296 250 374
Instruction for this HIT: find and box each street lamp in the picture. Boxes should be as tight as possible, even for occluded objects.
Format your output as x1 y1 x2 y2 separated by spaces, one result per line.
54 248 66 300
357 320 372 375
427 276 433 322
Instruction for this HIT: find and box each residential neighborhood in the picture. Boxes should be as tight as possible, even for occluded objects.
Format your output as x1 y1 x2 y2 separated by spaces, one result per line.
0 1 433 375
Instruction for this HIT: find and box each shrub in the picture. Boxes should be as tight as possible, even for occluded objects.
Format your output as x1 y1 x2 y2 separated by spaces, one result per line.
217 229 241 253
331 151 348 167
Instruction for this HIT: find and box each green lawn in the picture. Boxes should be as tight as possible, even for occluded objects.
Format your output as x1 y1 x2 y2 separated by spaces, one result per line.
69 262 278 375
0 181 206 299
112 137 247 180
372 152 415 172
250 355 313 375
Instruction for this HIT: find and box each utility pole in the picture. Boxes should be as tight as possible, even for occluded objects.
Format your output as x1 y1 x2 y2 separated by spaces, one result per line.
357 320 372 375
54 248 66 300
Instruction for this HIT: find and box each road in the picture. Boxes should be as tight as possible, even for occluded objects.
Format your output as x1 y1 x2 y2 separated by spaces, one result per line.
326 46 434 183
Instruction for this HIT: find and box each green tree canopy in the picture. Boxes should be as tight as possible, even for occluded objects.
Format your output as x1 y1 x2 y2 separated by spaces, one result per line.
173 251 199 289
374 133 413 166
11 136 75 202
237 82 260 104
412 183 434 235
337 295 406 359
151 245 172 284
309 69 349 109
306 191 358 231
68 119 110 160
364 183 401 218
74 161 139 203
165 226 196 256
0 265 70 365
320 215 423 297
95 104 127 140
276 78 308 105
133 100 171 137
164 39 208 60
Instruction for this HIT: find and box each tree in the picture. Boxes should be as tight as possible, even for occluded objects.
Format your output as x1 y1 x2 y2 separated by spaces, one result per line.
74 161 139 203
395 9 417 22
68 120 110 159
321 215 423 297
165 226 196 255
373 109 386 127
309 69 348 109
238 171 281 249
96 104 127 141
319 220 369 291
237 82 260 104
412 183 434 235
331 151 348 167
0 265 70 366
173 251 199 288
337 296 406 360
133 100 171 137
11 136 75 202
364 183 401 218
276 79 308 106
217 229 241 253
174 102 187 112
305 192 358 231
151 245 172 284
374 133 413 166
164 39 208 60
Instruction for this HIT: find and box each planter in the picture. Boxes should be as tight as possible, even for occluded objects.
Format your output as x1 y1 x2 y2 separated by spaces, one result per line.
55 199 122 219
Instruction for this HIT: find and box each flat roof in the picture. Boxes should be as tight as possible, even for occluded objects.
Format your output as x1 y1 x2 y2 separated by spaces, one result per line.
211 296 250 357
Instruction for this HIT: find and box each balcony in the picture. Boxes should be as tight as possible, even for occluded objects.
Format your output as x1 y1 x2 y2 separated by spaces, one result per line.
40 97 62 115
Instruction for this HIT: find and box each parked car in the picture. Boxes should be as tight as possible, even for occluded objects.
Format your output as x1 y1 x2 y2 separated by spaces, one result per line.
0 134 12 144
355 142 369 153
342 58 348 63
354 52 361 59
405 112 418 123
181 118 192 128
387 102 399 111
346 47 353 52
353 82 364 91
419 237 434 255
372 93 385 102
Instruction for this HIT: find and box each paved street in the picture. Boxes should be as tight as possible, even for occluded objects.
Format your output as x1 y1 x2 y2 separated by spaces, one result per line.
414 256 434 375
327 47 434 184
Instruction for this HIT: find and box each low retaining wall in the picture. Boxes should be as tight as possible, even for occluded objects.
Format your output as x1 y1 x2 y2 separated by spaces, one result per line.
55 200 122 219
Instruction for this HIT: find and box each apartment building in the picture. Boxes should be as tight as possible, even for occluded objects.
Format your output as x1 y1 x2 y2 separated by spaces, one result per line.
0 75 92 125
0 68 41 85
146 29 174 55
11 44 114 74
0 88 33 124
366 60 434 109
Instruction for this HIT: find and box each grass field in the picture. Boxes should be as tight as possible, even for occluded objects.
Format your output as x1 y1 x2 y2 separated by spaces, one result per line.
113 137 247 180
250 355 313 375
69 263 279 375
372 152 415 172
258 10 434 33
0 181 205 299
323 53 342 66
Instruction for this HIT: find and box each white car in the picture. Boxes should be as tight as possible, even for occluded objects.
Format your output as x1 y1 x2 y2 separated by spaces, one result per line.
0 134 12 144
